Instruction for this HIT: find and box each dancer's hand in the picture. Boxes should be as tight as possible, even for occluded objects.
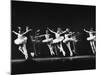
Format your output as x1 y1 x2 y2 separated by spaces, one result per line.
66 28 68 31
12 31 19 35
83 29 86 31
26 27 32 32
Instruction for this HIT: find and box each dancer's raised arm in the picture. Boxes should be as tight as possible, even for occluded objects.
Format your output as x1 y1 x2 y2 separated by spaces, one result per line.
60 28 69 35
22 27 32 35
12 31 19 35
22 30 31 35
84 29 90 33
47 28 56 34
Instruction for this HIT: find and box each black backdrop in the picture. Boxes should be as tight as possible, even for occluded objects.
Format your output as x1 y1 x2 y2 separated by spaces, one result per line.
11 1 96 59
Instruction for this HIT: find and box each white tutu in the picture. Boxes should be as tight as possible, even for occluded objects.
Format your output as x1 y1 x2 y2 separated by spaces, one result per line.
14 37 27 45
87 36 96 41
63 37 77 43
42 38 53 43
52 36 64 44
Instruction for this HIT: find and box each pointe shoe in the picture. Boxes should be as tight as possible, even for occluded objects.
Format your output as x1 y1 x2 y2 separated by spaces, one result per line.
70 53 73 56
25 55 28 60
62 52 66 56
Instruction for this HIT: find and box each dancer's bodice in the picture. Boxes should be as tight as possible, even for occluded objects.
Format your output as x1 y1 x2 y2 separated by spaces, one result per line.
17 34 24 39
45 34 50 39
55 33 60 38
89 32 94 37
64 34 71 38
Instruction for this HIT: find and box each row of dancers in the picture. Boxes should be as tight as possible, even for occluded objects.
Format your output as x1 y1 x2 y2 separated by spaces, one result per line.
12 26 96 60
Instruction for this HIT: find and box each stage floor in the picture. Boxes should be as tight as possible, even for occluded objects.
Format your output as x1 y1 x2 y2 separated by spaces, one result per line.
11 55 96 74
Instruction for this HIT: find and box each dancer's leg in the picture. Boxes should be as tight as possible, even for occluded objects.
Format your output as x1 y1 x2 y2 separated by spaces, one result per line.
93 41 96 50
47 44 55 55
92 41 96 54
59 43 66 56
55 44 58 55
22 43 28 59
72 41 77 54
33 42 37 56
67 42 73 56
90 41 95 54
18 46 24 55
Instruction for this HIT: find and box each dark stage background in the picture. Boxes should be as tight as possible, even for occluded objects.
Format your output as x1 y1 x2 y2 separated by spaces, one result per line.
11 1 96 59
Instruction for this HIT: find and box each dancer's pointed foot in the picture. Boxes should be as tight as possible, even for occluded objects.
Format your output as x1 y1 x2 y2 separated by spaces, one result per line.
92 50 96 55
51 51 55 56
62 51 66 56
73 50 77 55
25 55 28 60
70 52 73 56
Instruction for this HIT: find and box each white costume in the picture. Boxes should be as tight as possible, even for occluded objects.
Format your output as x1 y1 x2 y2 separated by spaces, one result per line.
63 32 74 56
37 31 55 56
14 34 27 45
63 32 77 43
52 33 64 44
84 29 96 54
48 28 68 56
12 27 31 59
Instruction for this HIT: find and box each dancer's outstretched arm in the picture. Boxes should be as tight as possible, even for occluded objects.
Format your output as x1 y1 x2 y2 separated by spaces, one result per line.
12 31 19 35
60 28 69 35
84 29 90 33
36 34 45 38
47 28 56 34
68 32 75 35
22 29 32 36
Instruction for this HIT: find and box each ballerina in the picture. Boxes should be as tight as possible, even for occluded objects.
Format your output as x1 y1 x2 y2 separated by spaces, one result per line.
30 29 41 57
36 29 55 56
71 32 79 55
63 29 77 56
84 28 96 54
12 26 32 59
48 27 68 56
